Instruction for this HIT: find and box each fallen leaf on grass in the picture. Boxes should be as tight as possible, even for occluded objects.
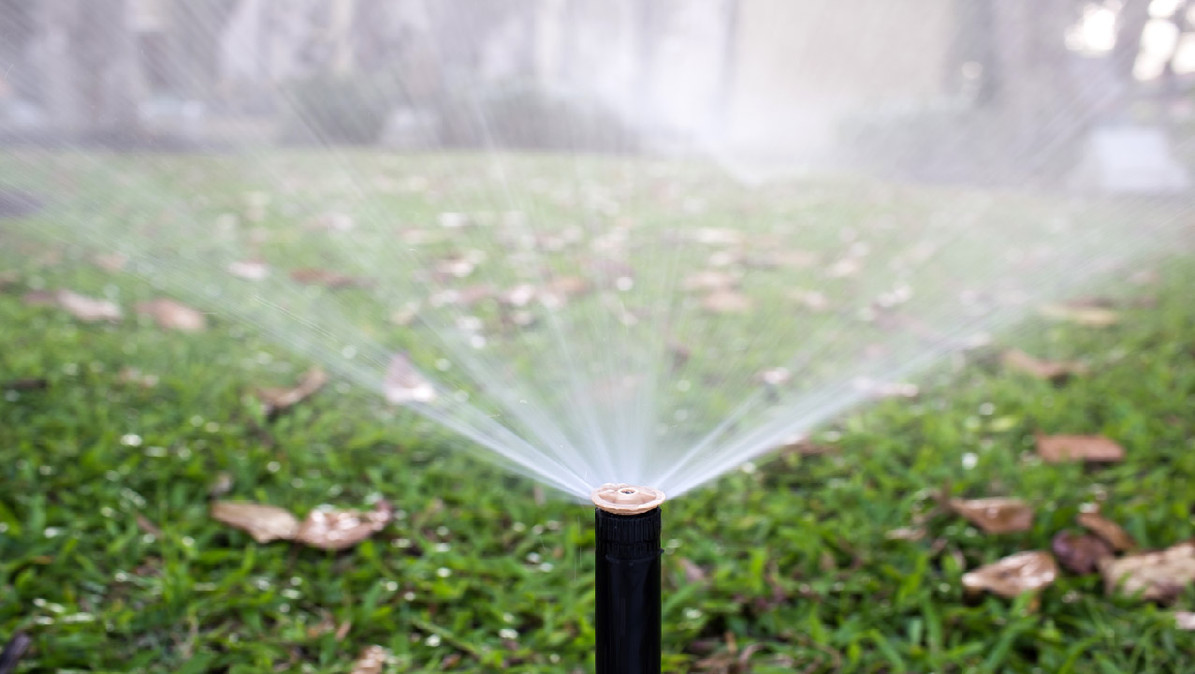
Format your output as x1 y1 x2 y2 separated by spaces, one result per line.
20 290 56 306
117 367 159 388
136 298 207 332
2 378 47 392
290 268 371 289
1177 612 1195 630
208 472 234 498
227 260 270 281
703 290 752 314
92 253 128 272
1035 433 1125 463
136 513 163 538
539 276 591 309
790 289 830 311
210 501 300 544
885 527 927 542
1052 531 1112 574
59 291 123 322
1039 304 1120 327
679 558 708 583
383 353 436 404
962 551 1057 598
26 290 123 322
350 646 390 674
296 500 393 551
1001 349 1087 382
1099 541 1195 602
310 212 355 232
774 435 837 456
1077 512 1137 551
949 497 1034 534
682 270 738 292
256 367 328 417
756 367 791 387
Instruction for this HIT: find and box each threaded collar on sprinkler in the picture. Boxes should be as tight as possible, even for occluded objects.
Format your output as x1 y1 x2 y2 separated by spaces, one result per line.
591 483 666 515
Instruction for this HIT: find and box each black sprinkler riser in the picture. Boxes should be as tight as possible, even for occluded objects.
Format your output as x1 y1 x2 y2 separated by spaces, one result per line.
594 506 662 674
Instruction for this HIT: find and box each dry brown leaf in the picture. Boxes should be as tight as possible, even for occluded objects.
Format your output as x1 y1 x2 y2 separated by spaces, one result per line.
21 290 56 306
2 378 48 392
885 527 927 542
311 212 355 232
748 249 819 269
1077 512 1137 552
962 551 1057 598
949 497 1034 534
790 289 830 312
58 291 123 322
208 472 234 499
682 270 738 292
117 367 159 388
136 298 207 332
295 500 393 551
1001 349 1087 382
1035 433 1125 463
703 290 752 314
93 253 128 272
1099 541 1195 602
756 367 791 387
136 513 163 537
256 367 329 417
289 268 369 289
210 501 300 543
0 269 19 291
1176 611 1195 630
1039 304 1120 327
679 558 708 583
539 276 591 308
383 353 436 405
1052 531 1112 574
350 645 390 674
227 260 270 281
775 435 837 456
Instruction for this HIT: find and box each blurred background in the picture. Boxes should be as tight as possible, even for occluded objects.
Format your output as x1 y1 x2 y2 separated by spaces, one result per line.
1 0 1193 188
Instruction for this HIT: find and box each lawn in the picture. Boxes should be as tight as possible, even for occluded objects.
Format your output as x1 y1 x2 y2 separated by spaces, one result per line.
1 152 1195 672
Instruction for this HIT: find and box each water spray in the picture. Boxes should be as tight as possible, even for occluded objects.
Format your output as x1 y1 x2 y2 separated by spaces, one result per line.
591 483 666 674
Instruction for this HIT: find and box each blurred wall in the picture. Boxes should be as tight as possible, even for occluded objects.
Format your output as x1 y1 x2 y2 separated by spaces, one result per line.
724 0 956 165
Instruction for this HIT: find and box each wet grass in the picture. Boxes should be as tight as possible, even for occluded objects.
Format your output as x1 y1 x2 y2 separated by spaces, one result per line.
2 153 1195 671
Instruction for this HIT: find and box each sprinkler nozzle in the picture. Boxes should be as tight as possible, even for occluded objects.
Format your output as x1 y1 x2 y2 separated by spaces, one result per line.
592 484 664 673
590 483 666 515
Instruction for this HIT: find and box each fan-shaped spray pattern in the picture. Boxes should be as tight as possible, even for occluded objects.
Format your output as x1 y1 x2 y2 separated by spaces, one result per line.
1 1 1192 501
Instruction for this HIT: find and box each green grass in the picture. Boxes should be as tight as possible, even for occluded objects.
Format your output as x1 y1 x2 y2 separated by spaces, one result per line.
2 152 1195 672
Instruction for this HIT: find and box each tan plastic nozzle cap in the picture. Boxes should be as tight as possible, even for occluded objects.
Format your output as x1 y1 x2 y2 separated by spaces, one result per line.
591 483 666 515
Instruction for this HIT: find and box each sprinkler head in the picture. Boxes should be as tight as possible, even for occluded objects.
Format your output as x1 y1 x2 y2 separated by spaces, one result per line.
591 483 666 515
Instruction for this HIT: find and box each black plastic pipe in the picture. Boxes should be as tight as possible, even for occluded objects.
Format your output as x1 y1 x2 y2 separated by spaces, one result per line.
594 506 662 674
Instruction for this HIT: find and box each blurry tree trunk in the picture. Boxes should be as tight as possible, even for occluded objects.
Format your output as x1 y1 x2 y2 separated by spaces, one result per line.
982 0 1084 178
1112 0 1150 84
36 0 83 133
714 0 740 142
80 0 142 142
167 0 239 102
35 0 142 143
633 0 663 134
